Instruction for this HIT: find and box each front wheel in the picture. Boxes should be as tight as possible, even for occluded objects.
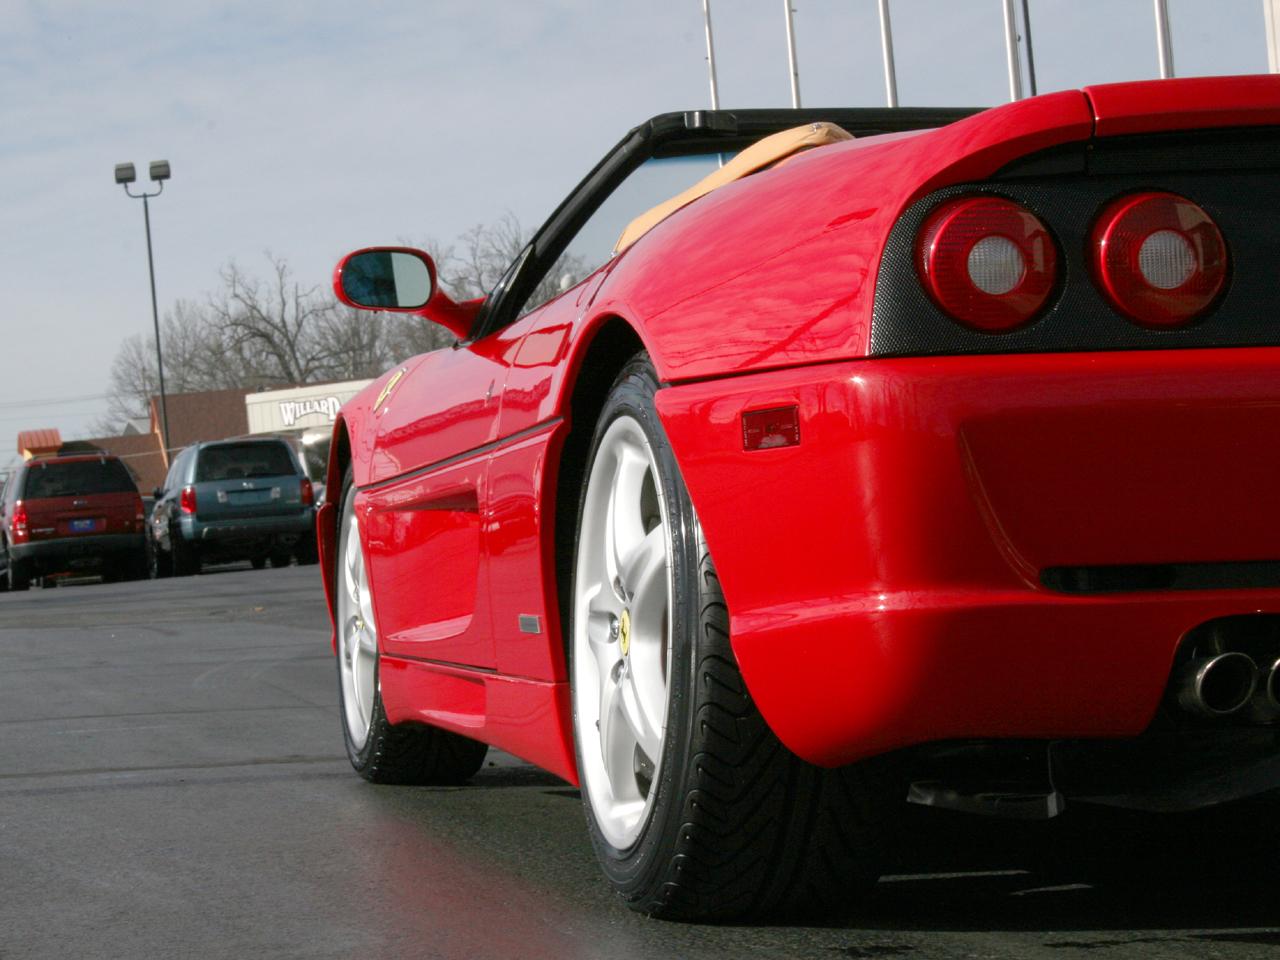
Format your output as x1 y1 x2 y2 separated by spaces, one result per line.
571 354 902 921
334 467 488 784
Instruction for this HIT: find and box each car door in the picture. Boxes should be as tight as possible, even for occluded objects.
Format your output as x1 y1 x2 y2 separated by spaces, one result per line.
363 326 525 670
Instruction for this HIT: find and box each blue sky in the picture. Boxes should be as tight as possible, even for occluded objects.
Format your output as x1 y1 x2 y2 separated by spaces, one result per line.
0 0 1269 456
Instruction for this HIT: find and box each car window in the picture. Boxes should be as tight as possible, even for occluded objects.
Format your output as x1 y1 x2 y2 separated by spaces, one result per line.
22 460 137 499
513 154 726 319
163 451 183 491
196 442 297 482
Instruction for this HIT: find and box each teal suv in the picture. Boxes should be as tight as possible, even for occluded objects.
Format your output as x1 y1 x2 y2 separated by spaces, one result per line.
148 438 317 576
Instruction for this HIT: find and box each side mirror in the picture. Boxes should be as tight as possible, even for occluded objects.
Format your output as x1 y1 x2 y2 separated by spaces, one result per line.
152 487 164 500
336 248 436 310
333 247 481 341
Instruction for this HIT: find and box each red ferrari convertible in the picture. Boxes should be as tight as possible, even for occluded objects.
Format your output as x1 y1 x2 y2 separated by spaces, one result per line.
320 75 1280 920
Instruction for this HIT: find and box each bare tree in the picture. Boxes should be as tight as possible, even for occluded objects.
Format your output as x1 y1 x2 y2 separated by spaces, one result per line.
208 256 336 385
407 211 589 318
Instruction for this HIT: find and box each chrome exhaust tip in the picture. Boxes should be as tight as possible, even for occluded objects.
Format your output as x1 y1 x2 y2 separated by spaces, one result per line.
1177 651 1258 717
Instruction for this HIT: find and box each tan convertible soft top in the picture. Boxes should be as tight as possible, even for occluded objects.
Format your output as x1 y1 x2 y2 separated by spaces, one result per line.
613 121 854 255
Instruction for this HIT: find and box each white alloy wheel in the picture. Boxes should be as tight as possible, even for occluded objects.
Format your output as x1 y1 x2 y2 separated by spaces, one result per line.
573 413 674 849
338 499 378 750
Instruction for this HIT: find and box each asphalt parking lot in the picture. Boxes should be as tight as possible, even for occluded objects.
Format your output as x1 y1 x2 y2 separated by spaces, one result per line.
1 566 1278 959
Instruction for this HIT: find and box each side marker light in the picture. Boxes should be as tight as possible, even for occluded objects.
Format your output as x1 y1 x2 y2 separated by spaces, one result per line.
743 406 801 451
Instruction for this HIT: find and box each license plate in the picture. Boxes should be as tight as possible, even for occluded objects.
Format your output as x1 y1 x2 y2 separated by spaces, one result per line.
69 518 97 533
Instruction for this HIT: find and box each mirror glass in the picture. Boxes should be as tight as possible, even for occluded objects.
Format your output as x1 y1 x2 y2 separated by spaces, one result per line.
341 250 434 310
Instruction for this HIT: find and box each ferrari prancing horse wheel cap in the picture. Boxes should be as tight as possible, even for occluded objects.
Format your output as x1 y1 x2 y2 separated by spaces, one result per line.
619 608 631 657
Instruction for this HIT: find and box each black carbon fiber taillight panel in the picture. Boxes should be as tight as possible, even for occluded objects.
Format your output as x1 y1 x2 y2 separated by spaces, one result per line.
869 138 1280 358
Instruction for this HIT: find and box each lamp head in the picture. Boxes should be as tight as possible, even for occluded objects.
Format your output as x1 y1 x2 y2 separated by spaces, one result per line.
114 163 137 185
149 160 171 182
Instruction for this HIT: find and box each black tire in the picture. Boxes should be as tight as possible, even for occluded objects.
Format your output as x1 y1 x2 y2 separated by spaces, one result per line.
334 465 488 785
123 551 148 582
40 576 57 589
250 556 267 571
571 353 903 921
295 538 319 566
269 551 291 569
171 533 199 577
8 556 31 592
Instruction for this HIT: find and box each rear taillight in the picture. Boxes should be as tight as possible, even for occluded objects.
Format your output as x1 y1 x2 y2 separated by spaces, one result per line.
1089 191 1227 328
180 485 197 515
300 478 315 507
134 496 145 532
10 501 28 544
916 196 1058 332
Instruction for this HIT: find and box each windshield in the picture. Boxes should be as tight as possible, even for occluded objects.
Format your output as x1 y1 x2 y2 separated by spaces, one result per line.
517 153 727 317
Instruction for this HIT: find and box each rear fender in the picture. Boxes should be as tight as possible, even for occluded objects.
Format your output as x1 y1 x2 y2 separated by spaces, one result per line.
590 91 1093 384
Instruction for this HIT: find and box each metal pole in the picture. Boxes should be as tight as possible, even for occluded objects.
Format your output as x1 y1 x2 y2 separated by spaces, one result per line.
1154 0 1175 78
783 0 801 108
1020 0 1038 96
701 0 721 109
1267 0 1280 73
142 194 170 457
1002 0 1024 102
877 0 899 108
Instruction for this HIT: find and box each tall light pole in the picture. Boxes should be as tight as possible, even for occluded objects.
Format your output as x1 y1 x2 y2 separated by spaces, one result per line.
783 0 801 108
1153 0 1175 78
115 160 172 459
1001 0 1024 101
701 0 721 110
877 0 898 108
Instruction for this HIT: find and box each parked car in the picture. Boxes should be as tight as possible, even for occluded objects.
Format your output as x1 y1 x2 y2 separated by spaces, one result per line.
319 75 1280 920
148 438 316 577
0 454 147 590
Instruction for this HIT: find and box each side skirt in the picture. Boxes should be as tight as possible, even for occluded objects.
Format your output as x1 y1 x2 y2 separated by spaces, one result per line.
378 654 579 786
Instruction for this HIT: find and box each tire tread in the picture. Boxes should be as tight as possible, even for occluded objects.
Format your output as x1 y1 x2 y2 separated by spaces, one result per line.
637 549 901 921
357 706 489 786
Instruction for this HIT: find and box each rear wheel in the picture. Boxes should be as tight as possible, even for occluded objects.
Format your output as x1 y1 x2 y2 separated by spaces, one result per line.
171 533 199 577
269 551 291 569
335 467 488 784
8 557 30 592
571 354 902 921
123 551 148 581
296 538 319 566
250 556 267 571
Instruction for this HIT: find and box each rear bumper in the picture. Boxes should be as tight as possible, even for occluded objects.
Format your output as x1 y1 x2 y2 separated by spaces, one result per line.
655 348 1280 766
12 534 144 571
181 511 314 544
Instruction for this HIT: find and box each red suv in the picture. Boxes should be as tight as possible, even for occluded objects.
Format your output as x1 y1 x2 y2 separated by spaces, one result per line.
0 455 147 590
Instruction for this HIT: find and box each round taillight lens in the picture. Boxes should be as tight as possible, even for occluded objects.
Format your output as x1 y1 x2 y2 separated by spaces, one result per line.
916 196 1058 332
1089 191 1227 328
